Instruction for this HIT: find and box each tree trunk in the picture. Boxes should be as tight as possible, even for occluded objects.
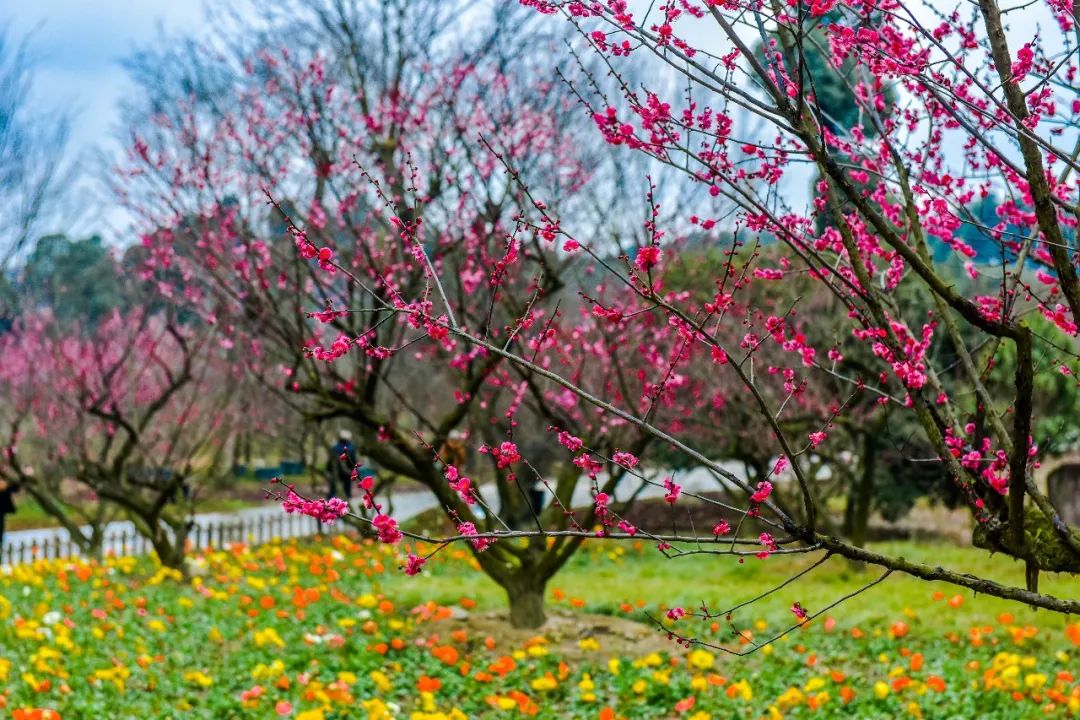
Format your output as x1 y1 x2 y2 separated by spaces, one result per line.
850 431 877 549
150 529 188 578
504 576 547 629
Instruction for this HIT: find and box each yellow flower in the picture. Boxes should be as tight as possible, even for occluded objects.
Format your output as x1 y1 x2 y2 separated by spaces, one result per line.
873 681 890 699
689 713 712 720
777 687 804 707
608 658 621 675
147 619 167 633
632 679 647 694
370 669 393 693
804 677 826 693
297 710 326 720
183 670 213 688
1023 673 1046 690
251 660 285 681
688 649 714 670
730 679 753 701
578 637 600 651
253 627 285 649
578 673 595 692
531 673 558 691
638 652 663 667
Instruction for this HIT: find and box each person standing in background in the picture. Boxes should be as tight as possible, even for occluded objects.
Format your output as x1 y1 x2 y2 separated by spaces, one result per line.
0 475 19 551
440 430 467 469
326 430 357 501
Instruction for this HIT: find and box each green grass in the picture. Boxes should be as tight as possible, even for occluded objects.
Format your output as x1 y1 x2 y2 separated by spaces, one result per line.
0 534 1075 718
380 540 1076 636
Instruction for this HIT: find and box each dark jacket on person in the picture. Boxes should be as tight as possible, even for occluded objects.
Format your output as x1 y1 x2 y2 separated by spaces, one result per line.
0 482 17 515
327 441 357 482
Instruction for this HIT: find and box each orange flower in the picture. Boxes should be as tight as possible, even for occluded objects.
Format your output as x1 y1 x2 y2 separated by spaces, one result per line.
948 595 964 608
570 598 585 608
433 645 459 665
830 670 846 683
259 596 276 610
416 675 441 693
674 696 695 712
910 653 924 672
13 710 61 720
303 588 320 604
489 656 516 677
599 707 616 720
551 588 566 601
927 676 946 693
451 630 468 644
840 686 855 704
1066 623 1080 647
890 621 910 639
459 597 477 610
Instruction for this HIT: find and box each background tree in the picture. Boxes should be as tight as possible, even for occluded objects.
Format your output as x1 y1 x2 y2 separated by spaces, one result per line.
0 309 239 568
258 0 1080 642
112 0 703 627
0 28 73 311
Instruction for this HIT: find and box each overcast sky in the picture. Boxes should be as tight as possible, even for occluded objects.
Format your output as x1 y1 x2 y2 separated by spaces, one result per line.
2 1 1064 241
8 2 204 149
5 2 208 238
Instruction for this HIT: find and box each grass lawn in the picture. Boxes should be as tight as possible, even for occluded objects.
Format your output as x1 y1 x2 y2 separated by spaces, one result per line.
0 534 1076 718
383 539 1077 637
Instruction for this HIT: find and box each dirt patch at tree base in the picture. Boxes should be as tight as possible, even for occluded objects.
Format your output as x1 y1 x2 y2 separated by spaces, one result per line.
439 608 681 662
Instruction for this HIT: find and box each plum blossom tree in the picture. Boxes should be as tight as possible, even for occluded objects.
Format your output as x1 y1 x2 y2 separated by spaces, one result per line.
0 310 239 569
118 0 1080 638
258 0 1080 644
114 0 714 627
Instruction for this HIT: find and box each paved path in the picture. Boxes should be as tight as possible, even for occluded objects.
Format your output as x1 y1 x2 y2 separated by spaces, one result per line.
1 462 748 565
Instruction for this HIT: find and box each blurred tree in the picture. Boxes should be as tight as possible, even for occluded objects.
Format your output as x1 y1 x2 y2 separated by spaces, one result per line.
0 28 72 286
21 234 123 325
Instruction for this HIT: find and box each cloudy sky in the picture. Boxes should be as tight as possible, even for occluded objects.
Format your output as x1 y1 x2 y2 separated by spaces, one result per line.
2 0 1063 241
8 1 205 145
6 2 209 237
